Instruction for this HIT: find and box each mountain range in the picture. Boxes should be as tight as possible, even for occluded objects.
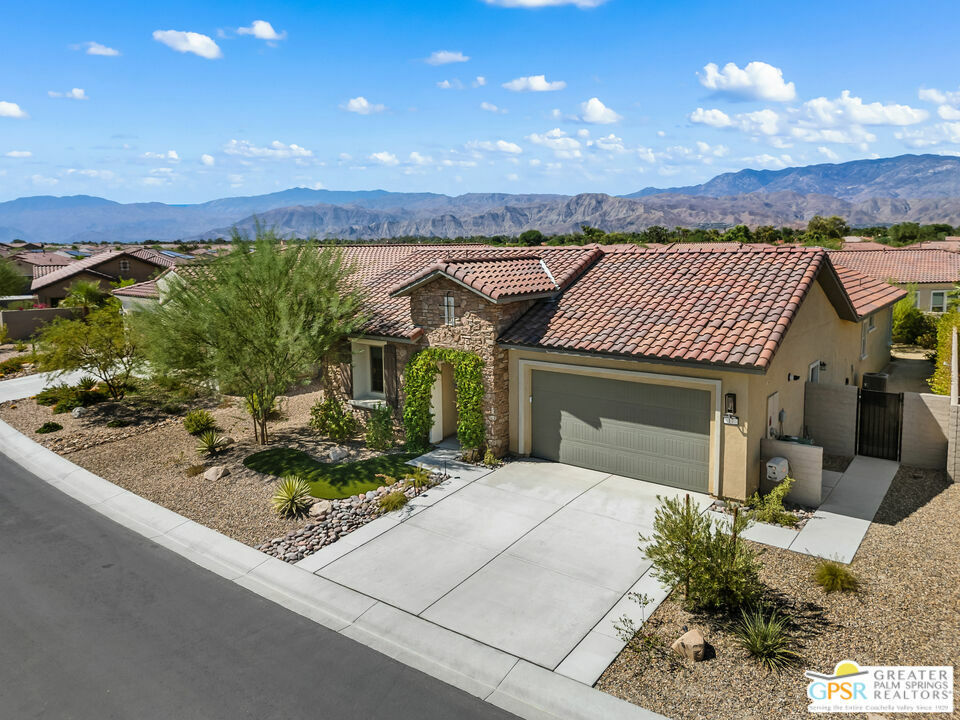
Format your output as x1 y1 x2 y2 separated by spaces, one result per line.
4 154 960 243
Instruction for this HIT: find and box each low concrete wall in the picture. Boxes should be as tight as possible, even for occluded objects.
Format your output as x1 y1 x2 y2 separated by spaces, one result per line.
803 382 857 458
949 405 959 481
0 308 75 340
760 437 824 508
901 392 949 469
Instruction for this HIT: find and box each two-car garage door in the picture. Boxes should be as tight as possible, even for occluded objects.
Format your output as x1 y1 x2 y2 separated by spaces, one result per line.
530 370 711 493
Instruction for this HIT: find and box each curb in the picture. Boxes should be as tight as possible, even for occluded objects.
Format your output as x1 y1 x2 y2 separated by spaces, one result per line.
0 417 668 720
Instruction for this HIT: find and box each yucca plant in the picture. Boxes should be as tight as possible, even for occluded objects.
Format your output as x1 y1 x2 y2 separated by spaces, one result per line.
734 607 800 672
183 408 217 435
813 560 860 593
77 375 97 391
378 490 409 513
271 475 313 518
196 430 229 456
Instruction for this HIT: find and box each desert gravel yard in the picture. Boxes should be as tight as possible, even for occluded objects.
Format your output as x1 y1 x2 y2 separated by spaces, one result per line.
0 380 385 546
597 466 959 720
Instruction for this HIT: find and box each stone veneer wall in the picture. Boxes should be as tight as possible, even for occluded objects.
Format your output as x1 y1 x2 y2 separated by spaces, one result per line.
407 277 534 456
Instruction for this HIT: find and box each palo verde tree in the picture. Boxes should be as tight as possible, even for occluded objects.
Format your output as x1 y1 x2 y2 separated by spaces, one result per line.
36 299 142 400
0 256 26 296
134 229 365 444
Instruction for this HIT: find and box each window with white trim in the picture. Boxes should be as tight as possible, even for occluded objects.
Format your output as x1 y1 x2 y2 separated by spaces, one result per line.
350 341 386 402
860 321 868 359
867 313 875 331
443 294 456 326
118 259 130 273
931 291 946 313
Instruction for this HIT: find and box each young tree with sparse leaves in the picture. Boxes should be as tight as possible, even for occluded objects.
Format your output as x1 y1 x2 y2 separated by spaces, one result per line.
133 229 365 444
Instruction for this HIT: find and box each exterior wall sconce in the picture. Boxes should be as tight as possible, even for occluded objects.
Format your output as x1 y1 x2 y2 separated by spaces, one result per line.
724 393 736 414
819 361 827 371
788 373 801 381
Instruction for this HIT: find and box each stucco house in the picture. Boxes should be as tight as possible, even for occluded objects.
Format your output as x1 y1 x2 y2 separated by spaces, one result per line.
31 249 167 306
120 243 902 501
829 248 960 313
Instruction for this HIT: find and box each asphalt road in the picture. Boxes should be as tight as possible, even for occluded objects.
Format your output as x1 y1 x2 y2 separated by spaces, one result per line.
0 453 517 720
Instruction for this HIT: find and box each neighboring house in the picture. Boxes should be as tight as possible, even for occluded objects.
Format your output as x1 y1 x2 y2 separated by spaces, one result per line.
914 238 960 252
829 248 960 313
129 247 195 267
122 244 901 500
31 249 167 306
6 252 72 292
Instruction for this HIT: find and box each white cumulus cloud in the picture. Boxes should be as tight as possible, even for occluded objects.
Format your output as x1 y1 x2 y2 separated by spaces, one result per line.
48 88 88 100
503 75 566 92
153 30 222 59
237 20 286 41
938 105 960 121
5 150 31 158
689 107 732 128
467 139 523 154
437 79 464 90
77 41 120 56
408 151 433 165
342 96 385 114
579 97 621 124
802 91 927 126
369 151 399 166
426 50 469 65
481 101 506 114
473 76 487 87
698 61 796 102
224 139 312 158
526 128 581 157
817 146 840 160
200 154 215 166
143 150 180 161
0 102 28 118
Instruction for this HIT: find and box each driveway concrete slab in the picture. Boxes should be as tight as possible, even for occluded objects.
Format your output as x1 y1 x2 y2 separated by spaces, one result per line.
407 493 539 551
409 447 494 483
319 523 499 614
789 512 871 564
422 554 621 669
343 602 518 699
568 473 710 526
477 460 609 504
453 481 561 522
554 630 629 686
506 507 648 592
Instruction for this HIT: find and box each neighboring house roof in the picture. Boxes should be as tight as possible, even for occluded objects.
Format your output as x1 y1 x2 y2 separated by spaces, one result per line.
828 248 960 284
839 240 890 250
830 264 908 317
31 249 167 291
112 278 160 298
914 239 960 252
13 252 72 267
129 247 194 267
499 246 903 370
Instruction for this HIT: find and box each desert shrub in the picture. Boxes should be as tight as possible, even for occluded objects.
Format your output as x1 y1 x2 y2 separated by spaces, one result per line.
403 465 433 495
185 464 206 477
183 409 217 435
196 430 229 456
35 383 75 407
892 294 936 346
746 477 797 526
271 475 313 518
36 421 63 434
642 495 762 611
378 490 409 512
813 560 860 593
161 402 185 415
309 397 358 442
733 607 800 672
0 324 8 344
106 419 127 428
483 448 499 467
14 340 26 352
77 375 97 391
0 355 28 375
364 404 395 451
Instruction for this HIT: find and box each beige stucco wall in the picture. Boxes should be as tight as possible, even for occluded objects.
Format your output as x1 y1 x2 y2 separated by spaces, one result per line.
508 278 894 501
913 282 954 313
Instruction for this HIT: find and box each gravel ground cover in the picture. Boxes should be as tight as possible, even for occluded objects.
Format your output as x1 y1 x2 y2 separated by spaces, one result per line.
0 379 401 546
598 466 958 720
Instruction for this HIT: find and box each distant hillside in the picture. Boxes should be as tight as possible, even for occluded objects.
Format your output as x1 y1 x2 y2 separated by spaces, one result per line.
3 154 960 243
624 154 960 201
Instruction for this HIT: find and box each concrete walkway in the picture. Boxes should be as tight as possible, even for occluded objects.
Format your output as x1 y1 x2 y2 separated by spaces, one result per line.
0 369 86 403
707 456 899 564
299 457 710 689
0 381 668 720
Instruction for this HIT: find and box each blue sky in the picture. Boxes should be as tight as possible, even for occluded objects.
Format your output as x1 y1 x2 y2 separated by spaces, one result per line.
3 0 960 203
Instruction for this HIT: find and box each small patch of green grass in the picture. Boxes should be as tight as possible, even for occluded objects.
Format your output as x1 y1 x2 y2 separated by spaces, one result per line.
243 447 418 500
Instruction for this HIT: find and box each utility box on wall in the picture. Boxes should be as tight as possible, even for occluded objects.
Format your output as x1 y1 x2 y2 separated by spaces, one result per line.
766 457 789 483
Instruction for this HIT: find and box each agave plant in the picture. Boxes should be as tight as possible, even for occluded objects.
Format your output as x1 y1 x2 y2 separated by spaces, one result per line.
77 375 98 391
196 430 229 456
271 475 313 518
733 607 800 672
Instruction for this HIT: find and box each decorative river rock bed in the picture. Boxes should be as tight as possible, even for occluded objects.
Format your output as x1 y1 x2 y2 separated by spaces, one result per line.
256 471 444 563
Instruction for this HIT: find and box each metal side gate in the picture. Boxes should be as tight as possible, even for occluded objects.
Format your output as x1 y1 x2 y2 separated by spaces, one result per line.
856 388 903 461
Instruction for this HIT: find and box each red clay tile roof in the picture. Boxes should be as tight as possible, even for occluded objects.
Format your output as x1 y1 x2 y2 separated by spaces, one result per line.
499 246 892 370
831 264 907 317
13 252 72 267
111 278 160 299
388 248 601 302
31 250 167 291
828 248 960 284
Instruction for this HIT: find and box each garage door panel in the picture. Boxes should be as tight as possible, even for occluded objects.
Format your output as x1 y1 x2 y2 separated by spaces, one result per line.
531 370 710 493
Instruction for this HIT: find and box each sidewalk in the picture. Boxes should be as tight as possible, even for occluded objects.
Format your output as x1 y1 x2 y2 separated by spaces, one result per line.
0 369 86 403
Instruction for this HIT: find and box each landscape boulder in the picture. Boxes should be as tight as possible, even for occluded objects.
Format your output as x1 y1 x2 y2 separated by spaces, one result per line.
203 465 230 482
670 628 706 661
309 499 332 519
71 406 88 418
328 446 349 462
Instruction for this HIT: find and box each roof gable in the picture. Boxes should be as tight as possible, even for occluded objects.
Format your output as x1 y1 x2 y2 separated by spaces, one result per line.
31 249 167 290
